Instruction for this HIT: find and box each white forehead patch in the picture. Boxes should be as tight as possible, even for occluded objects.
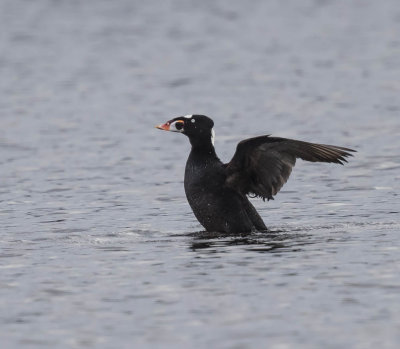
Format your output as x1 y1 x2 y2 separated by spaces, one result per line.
211 128 215 146
183 115 192 119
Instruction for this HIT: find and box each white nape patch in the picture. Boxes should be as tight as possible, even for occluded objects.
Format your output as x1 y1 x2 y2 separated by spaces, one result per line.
191 118 195 123
183 115 192 119
211 128 215 145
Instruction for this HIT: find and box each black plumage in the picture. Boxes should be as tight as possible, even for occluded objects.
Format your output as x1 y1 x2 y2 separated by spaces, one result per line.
156 115 355 233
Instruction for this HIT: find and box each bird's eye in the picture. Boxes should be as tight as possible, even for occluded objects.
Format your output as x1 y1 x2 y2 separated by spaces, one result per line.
175 122 184 130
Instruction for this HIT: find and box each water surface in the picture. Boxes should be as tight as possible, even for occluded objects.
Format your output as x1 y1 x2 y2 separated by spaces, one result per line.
1 0 400 348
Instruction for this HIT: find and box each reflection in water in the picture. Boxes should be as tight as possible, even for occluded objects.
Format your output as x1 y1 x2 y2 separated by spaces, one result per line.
188 229 316 253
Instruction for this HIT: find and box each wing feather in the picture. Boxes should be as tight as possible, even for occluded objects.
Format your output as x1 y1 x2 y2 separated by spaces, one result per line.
225 135 355 200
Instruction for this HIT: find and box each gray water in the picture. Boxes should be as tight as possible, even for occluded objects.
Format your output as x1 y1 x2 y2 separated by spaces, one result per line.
1 0 400 348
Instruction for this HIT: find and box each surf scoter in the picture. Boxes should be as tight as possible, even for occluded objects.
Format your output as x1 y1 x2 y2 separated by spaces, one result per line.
156 115 355 233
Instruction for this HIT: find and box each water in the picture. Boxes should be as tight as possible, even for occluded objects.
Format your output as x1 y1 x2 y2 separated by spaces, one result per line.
1 0 400 348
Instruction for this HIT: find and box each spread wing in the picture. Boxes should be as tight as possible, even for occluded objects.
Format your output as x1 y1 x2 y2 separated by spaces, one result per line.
225 135 355 201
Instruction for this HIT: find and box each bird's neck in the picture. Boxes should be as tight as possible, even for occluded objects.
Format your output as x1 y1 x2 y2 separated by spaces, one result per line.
189 136 217 158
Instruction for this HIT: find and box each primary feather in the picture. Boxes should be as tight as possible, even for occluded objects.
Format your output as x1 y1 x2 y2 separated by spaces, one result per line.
225 135 355 201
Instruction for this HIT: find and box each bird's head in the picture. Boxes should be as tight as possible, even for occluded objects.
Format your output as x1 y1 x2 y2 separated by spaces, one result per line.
156 114 215 146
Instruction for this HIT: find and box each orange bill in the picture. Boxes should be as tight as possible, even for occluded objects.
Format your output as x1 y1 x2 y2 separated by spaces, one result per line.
156 122 170 131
